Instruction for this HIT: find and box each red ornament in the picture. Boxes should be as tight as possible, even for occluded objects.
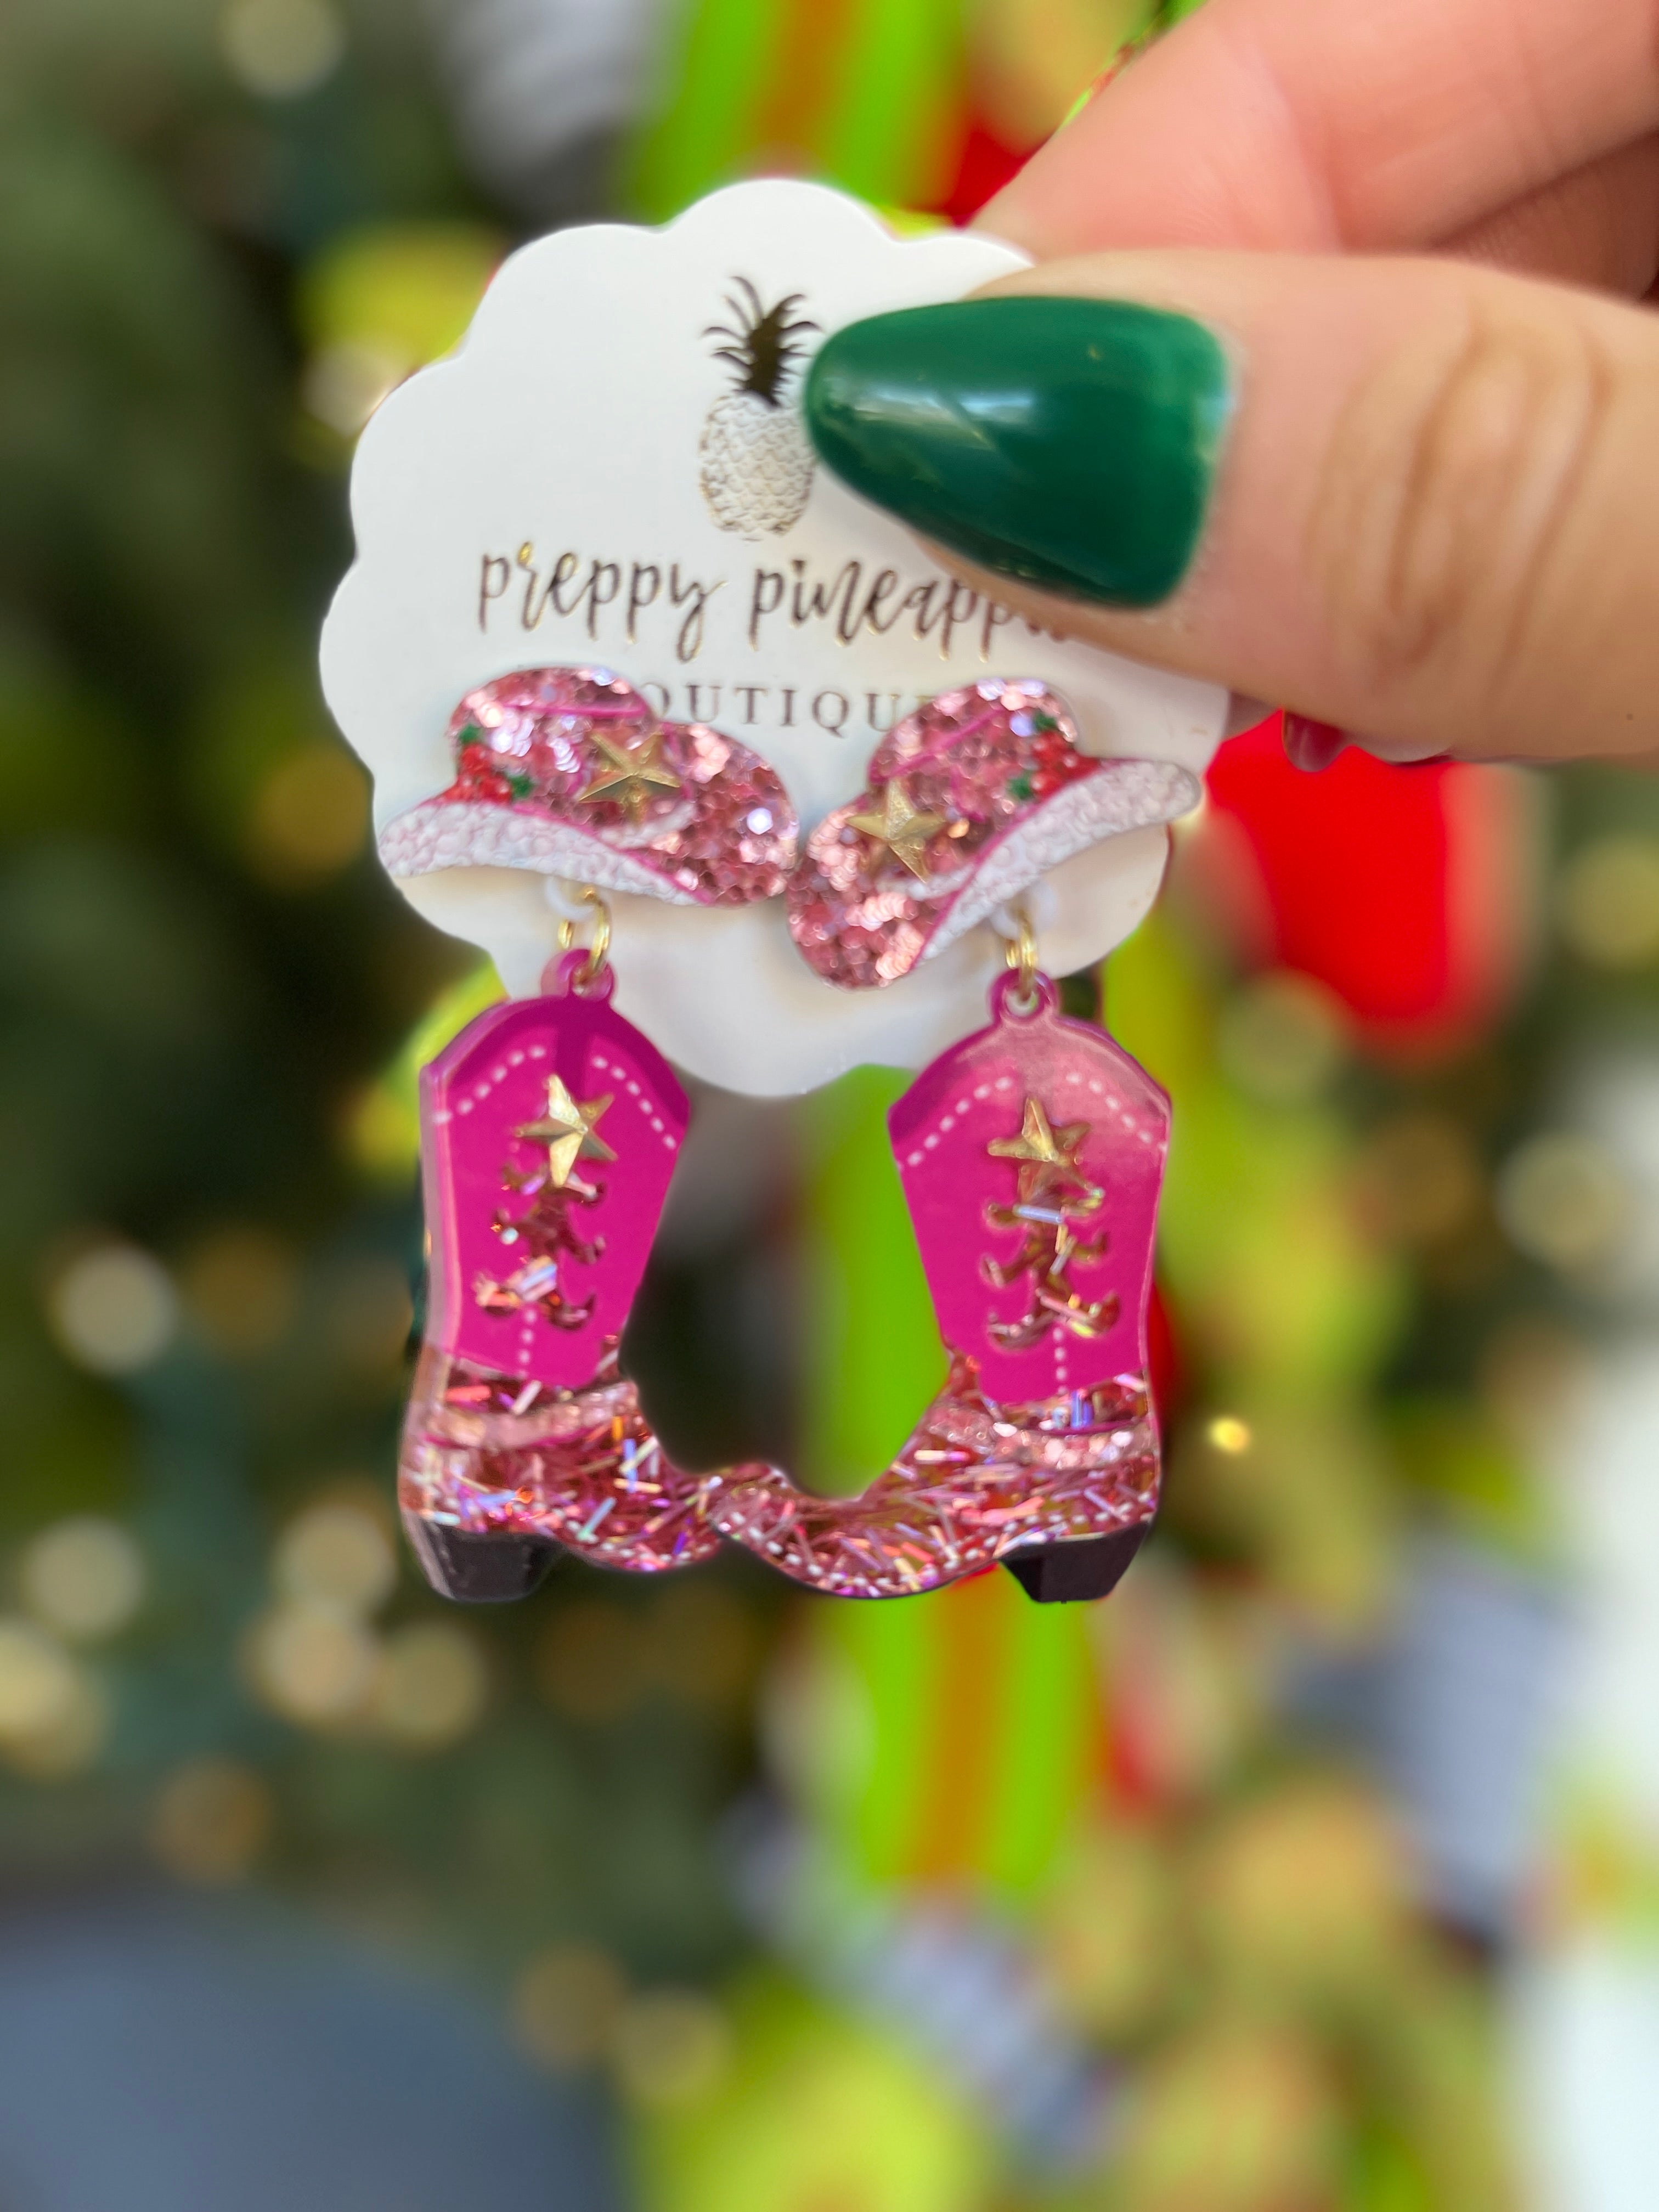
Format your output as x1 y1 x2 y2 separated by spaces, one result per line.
1195 715 1535 1055
934 114 1032 227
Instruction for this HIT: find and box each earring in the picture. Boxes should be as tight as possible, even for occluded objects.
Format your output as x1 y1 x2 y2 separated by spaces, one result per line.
776 675 1192 1598
384 665 797 1599
882 918 1169 1601
785 679 1198 988
380 665 798 906
401 904 707 1601
392 668 1183 1605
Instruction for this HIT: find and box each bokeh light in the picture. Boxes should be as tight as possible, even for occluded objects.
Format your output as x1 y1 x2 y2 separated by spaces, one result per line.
245 1601 379 1728
1217 970 1350 1105
1496 1132 1630 1272
612 1988 733 2108
243 743 370 886
514 1944 627 2071
1193 1781 1407 2002
368 1622 488 1751
1479 1315 1591 1447
20 1516 145 1643
1206 1415 1252 1455
302 343 405 437
274 1498 397 1617
1557 833 1659 968
45 1243 178 1376
295 223 498 453
0 1619 104 1778
1358 1111 1485 1248
179 1226 298 1357
1035 1829 1174 2042
149 1757 274 1884
1118 2022 1341 2212
219 0 345 100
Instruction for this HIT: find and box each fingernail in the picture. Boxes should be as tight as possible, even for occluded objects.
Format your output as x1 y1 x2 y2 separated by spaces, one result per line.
805 296 1232 609
1282 713 1348 773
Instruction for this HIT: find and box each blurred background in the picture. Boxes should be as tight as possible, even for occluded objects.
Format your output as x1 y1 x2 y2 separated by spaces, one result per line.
2 0 1657 2205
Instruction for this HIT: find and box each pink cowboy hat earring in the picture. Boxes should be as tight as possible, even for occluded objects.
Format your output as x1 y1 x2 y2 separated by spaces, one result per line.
786 679 1197 988
377 665 797 907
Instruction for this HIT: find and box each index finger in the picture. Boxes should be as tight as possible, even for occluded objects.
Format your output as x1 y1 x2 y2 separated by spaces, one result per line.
981 0 1659 259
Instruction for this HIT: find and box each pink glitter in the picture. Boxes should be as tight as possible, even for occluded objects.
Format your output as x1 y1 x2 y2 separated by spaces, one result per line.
398 1346 1155 1597
400 963 1170 1601
380 667 798 905
786 680 1199 988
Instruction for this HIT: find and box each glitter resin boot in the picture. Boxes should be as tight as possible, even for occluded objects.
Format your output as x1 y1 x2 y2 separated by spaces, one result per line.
401 958 1169 1603
398 946 702 1600
889 965 1170 1600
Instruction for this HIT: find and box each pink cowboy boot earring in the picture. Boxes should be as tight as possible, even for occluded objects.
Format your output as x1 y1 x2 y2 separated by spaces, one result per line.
402 895 695 1602
404 893 1171 1604
890 915 1170 1602
406 907 1170 1604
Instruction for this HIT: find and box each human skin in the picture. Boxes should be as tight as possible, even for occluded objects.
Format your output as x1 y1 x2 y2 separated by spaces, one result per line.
805 0 1659 767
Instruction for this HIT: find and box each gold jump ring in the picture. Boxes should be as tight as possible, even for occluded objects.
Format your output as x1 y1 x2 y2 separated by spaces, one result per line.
577 886 611 988
1005 906 1039 1006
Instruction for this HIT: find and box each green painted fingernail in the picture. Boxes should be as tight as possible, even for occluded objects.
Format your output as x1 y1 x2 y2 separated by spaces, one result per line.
805 296 1232 608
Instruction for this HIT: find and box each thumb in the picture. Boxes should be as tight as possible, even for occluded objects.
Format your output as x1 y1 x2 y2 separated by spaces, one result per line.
803 252 1659 764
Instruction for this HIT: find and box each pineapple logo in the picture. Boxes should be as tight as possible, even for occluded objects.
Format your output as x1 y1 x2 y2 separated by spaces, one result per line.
699 278 820 539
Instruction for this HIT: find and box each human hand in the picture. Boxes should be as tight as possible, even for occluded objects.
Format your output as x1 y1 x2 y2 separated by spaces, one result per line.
803 0 1659 766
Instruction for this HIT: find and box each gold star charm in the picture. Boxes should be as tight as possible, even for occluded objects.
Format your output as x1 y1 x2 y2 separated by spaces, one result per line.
988 1097 1090 1183
577 730 682 822
516 1076 617 1189
847 778 949 882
